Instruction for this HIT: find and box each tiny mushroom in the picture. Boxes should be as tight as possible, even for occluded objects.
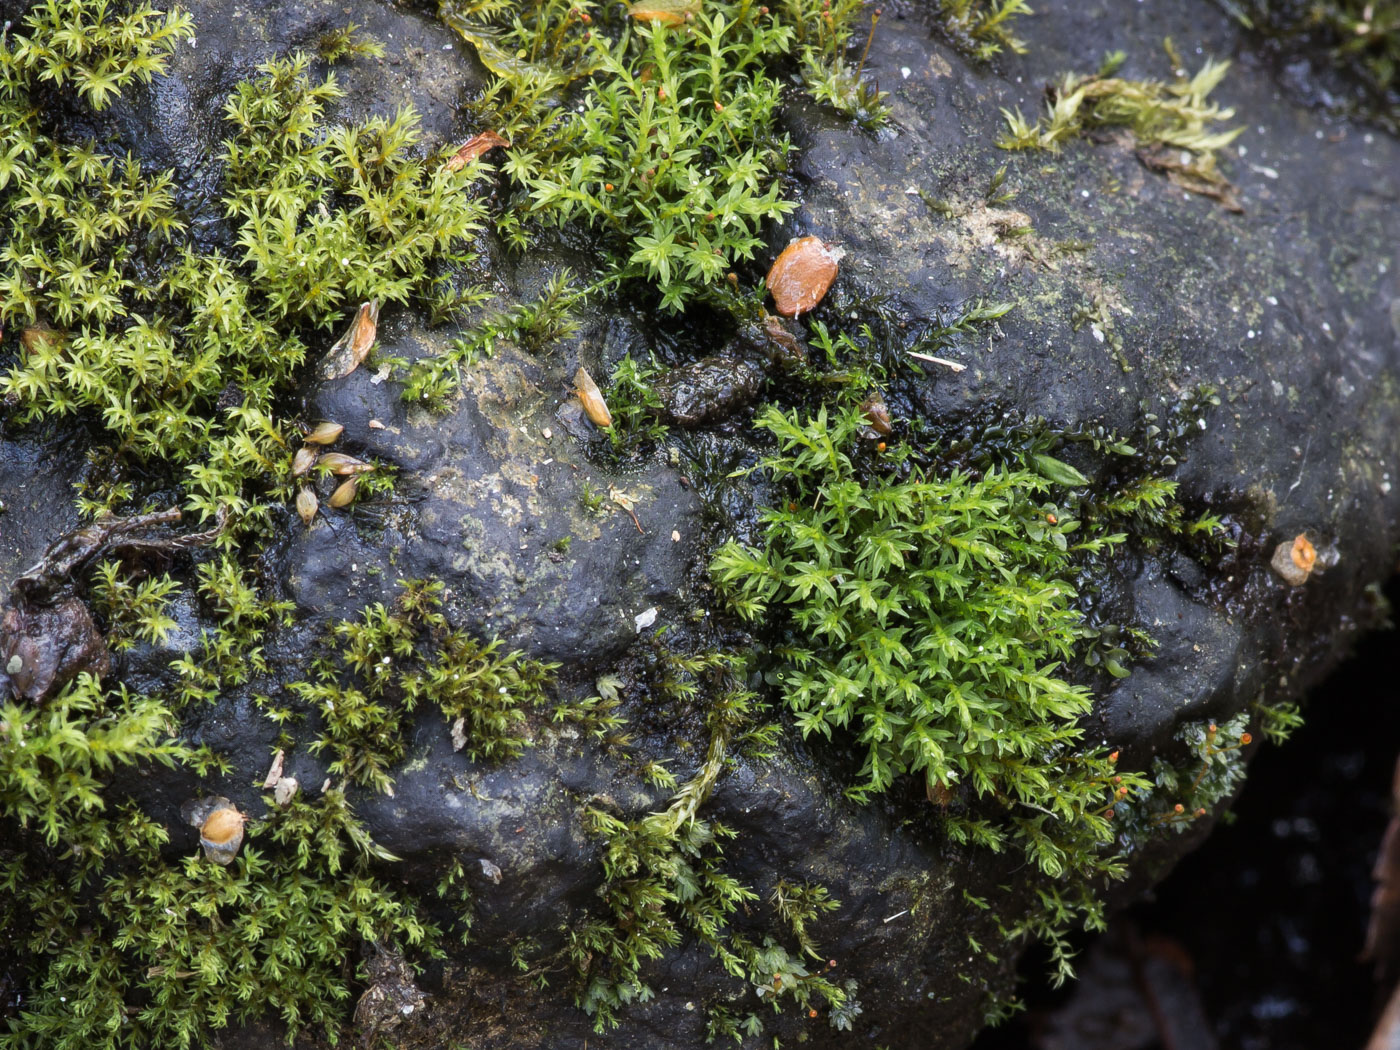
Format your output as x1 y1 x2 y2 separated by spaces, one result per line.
1270 532 1318 587
766 236 843 317
181 796 247 865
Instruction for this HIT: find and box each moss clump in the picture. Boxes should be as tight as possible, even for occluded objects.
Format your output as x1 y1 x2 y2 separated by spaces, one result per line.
288 579 558 794
6 0 193 109
937 0 1033 60
1 10 490 529
1220 0 1399 101
564 650 854 1034
711 400 1151 879
999 47 1243 207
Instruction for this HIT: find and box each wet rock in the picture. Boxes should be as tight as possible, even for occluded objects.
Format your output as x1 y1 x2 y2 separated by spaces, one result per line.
6 1 1398 1049
290 317 701 666
650 355 766 427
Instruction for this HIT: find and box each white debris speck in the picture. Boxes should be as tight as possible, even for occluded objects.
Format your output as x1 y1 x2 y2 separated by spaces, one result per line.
635 607 659 632
900 66 911 79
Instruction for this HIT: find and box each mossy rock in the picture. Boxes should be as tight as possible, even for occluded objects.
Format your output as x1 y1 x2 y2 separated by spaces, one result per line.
2 0 1399 1048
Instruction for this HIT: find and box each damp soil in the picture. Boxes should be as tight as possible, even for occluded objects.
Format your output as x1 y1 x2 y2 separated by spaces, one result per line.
974 580 1400 1050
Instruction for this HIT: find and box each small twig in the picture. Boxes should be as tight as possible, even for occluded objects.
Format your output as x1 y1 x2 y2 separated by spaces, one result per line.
907 351 967 372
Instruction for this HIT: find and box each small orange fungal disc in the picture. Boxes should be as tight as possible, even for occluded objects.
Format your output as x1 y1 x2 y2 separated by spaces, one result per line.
1290 533 1317 574
202 806 245 846
766 236 843 318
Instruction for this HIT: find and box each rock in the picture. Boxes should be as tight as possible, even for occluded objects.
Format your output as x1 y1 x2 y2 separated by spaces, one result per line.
650 355 766 427
288 316 701 665
3 0 1399 1048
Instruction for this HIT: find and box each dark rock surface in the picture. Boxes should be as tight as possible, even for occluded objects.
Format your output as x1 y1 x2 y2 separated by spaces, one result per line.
3 0 1399 1048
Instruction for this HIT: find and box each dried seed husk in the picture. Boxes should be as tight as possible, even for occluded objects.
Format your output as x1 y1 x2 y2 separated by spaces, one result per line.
861 396 893 435
766 236 842 317
445 130 509 170
304 421 344 445
319 452 374 475
329 477 358 509
318 301 380 381
574 367 612 428
273 777 299 807
291 446 319 477
296 486 318 524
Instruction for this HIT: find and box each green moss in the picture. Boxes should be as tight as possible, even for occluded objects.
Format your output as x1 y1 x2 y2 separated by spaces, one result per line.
937 0 1032 61
1 12 490 530
998 46 1242 206
711 400 1152 880
292 579 558 795
2 785 434 1050
564 650 851 1035
6 0 193 109
1221 0 1399 99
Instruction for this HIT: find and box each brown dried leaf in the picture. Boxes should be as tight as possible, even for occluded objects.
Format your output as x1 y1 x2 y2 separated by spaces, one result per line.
766 236 842 317
1136 144 1243 212
444 130 510 171
318 301 380 382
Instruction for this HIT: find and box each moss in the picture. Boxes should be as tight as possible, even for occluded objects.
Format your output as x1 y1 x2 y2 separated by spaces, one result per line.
1 10 491 531
710 398 1152 879
291 578 558 795
999 46 1243 208
936 0 1032 61
562 648 853 1036
1221 0 1400 105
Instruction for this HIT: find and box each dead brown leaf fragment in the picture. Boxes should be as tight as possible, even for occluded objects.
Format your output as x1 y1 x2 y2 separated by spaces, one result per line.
262 748 286 789
1136 144 1243 212
444 130 510 171
318 301 380 381
766 236 842 317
